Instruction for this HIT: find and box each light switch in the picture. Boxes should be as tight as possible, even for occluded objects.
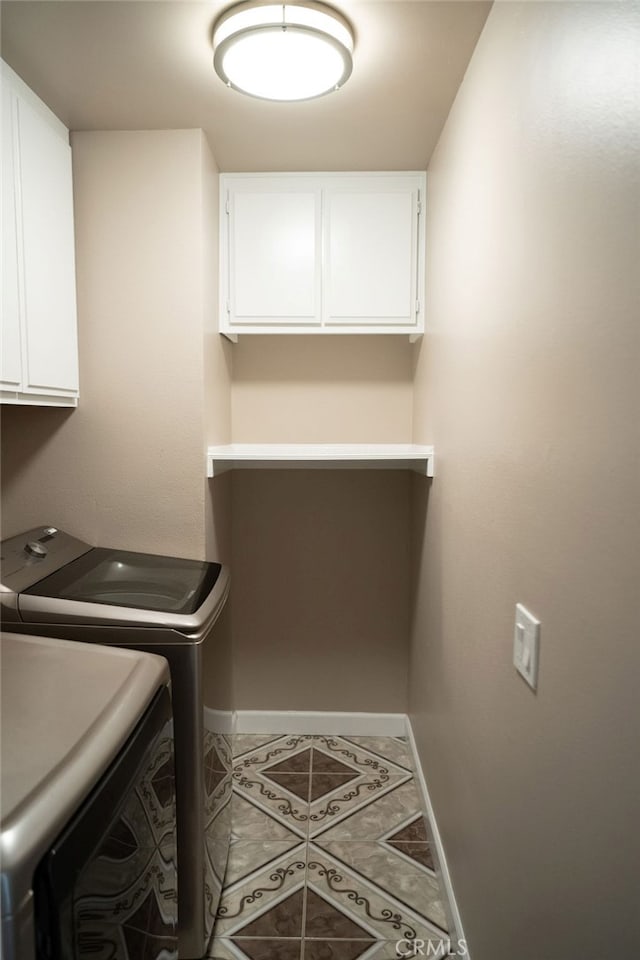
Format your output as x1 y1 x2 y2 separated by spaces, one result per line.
514 603 540 690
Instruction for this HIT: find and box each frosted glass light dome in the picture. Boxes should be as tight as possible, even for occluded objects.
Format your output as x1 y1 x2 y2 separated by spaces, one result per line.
213 1 354 101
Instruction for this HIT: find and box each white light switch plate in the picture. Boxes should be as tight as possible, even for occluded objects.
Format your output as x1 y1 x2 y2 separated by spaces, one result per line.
514 603 540 690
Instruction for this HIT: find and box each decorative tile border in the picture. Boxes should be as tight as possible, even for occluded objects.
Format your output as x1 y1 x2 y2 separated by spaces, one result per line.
233 734 288 759
208 940 301 959
214 843 307 939
231 736 414 842
309 842 448 933
231 793 307 842
313 780 424 843
208 940 453 960
339 736 413 772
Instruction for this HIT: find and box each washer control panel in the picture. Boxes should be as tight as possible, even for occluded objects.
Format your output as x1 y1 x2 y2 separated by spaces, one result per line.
1 526 92 605
25 541 48 559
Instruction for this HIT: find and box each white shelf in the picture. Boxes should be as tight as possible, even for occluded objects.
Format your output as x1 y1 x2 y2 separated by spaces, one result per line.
206 443 435 479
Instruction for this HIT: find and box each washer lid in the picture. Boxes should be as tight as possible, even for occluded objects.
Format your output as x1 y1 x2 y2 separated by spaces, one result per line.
23 548 221 614
18 548 230 634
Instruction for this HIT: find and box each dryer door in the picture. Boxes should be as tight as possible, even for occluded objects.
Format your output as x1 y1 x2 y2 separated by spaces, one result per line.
33 686 177 960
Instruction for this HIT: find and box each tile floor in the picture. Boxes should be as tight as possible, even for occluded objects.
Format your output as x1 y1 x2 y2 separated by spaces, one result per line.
207 734 457 960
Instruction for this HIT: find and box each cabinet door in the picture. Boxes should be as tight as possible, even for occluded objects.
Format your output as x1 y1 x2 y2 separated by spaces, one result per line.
17 96 79 395
225 181 321 329
1 84 22 390
324 178 420 328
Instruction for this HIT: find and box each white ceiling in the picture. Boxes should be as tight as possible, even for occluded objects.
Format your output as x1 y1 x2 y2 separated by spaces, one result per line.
0 1 491 171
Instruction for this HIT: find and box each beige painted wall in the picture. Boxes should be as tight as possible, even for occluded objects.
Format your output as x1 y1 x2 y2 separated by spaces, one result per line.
232 469 411 711
228 309 415 711
1 129 230 561
231 335 413 442
410 3 640 957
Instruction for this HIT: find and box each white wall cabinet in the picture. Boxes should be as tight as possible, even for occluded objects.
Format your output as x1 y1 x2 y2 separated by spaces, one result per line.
229 181 322 327
1 61 79 406
220 172 425 338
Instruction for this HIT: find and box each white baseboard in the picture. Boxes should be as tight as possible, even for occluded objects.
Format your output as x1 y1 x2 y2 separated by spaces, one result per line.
404 717 469 958
234 710 407 736
203 706 235 735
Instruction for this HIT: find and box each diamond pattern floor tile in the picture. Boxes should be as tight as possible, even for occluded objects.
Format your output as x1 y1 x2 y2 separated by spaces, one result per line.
310 841 448 932
338 737 413 772
312 779 423 842
233 735 287 758
304 943 383 960
262 771 311 802
231 793 306 841
208 938 302 959
224 840 305 888
215 847 306 938
212 734 456 960
305 887 376 940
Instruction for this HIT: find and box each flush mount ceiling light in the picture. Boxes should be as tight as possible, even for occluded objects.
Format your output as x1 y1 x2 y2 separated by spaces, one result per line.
213 1 354 102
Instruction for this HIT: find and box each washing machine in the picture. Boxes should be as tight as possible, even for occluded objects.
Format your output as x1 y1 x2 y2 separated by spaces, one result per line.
1 525 233 959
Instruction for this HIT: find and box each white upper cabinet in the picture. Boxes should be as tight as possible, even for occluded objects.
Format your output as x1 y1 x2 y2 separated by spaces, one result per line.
1 61 79 406
1 76 22 390
220 172 425 337
324 178 419 328
228 180 321 327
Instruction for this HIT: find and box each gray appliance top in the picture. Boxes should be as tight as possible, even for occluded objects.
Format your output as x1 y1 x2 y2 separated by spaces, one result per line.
1 526 230 637
0 631 169 921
